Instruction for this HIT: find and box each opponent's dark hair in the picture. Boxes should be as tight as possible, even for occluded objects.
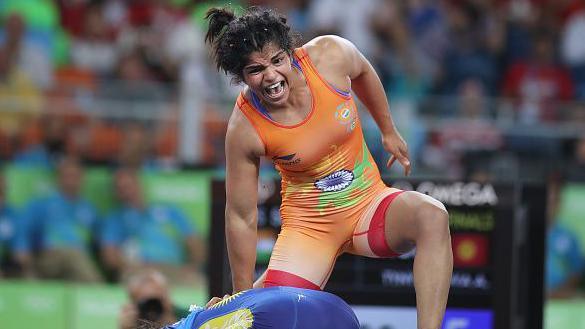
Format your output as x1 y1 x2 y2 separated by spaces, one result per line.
136 319 157 329
205 6 299 83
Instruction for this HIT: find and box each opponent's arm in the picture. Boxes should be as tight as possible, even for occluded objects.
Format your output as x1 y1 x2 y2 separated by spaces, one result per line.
308 35 411 175
225 106 263 293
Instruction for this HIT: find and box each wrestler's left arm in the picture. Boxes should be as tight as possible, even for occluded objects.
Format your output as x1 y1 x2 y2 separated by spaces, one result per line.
316 35 411 175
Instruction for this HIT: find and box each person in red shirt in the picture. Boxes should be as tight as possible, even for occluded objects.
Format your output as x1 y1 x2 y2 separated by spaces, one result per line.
502 31 575 123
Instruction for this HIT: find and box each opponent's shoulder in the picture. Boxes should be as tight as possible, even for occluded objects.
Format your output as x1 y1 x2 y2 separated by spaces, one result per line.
226 98 265 158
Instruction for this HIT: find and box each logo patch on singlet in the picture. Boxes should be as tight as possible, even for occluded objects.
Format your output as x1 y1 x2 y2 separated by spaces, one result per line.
334 102 357 132
198 308 254 329
208 292 245 310
273 153 301 166
314 169 355 192
273 153 296 161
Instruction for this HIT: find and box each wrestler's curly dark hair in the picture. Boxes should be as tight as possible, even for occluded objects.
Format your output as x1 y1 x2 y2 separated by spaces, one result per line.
205 6 300 83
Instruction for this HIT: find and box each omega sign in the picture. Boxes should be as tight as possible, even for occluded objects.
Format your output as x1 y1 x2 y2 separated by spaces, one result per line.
394 181 499 206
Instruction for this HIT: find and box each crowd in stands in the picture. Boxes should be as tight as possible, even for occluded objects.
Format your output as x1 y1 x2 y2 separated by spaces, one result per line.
0 0 584 294
0 0 585 170
0 156 207 286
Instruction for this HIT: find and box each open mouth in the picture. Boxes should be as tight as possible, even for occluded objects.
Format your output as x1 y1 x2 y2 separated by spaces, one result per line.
263 81 286 100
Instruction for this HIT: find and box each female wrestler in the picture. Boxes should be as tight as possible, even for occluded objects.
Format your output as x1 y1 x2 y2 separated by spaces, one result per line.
205 7 453 329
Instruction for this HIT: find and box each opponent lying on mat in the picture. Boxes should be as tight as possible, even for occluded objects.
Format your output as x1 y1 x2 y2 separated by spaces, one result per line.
158 286 359 329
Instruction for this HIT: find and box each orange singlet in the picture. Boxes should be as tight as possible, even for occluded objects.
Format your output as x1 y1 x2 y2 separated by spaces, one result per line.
236 48 403 290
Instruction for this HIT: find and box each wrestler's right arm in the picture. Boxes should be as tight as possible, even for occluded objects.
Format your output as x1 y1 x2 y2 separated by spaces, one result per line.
224 104 264 293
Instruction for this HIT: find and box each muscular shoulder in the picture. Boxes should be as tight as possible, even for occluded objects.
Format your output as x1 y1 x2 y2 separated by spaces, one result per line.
226 102 265 159
301 35 360 80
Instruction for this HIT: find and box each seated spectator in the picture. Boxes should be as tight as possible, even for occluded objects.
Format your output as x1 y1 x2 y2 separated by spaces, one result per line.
115 122 160 171
0 45 42 141
438 2 499 96
15 156 103 282
119 269 189 329
419 79 502 178
100 168 205 285
370 1 436 102
0 171 23 277
502 30 575 124
560 4 585 99
13 114 71 168
566 135 585 182
69 2 118 76
95 51 171 120
546 176 585 298
0 13 53 89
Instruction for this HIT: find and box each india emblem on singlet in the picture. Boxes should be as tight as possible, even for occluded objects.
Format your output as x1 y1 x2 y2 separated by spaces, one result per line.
334 102 357 132
314 169 355 192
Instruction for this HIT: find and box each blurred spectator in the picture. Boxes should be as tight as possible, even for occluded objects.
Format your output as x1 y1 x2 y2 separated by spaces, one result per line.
560 0 585 67
13 114 71 168
0 13 53 89
0 45 42 140
81 120 123 165
500 0 546 65
272 0 312 36
16 156 103 282
501 30 575 124
546 175 585 299
119 269 188 329
117 0 189 82
0 171 22 277
96 51 171 120
405 0 450 64
561 1 585 99
567 101 585 124
566 135 585 182
419 79 503 178
371 1 436 102
116 123 159 171
69 2 119 76
307 0 380 57
57 0 91 37
437 2 499 95
442 80 502 149
100 168 205 284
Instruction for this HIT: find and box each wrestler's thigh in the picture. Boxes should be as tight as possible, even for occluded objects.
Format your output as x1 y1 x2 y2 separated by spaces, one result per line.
350 188 402 258
266 228 342 290
384 191 447 253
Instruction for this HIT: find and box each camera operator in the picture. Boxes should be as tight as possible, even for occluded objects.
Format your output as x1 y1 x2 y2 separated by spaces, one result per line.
119 269 188 329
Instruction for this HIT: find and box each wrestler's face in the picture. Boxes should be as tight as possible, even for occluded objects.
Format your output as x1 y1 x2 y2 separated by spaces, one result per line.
242 43 293 107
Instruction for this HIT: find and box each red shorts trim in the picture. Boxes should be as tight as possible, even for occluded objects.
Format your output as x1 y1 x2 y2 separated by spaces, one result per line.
264 269 321 290
368 191 404 257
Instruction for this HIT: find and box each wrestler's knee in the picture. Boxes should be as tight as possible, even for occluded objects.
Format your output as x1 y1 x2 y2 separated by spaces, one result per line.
412 193 450 241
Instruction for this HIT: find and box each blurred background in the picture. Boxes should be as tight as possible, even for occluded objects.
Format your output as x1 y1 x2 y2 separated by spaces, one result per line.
0 0 584 328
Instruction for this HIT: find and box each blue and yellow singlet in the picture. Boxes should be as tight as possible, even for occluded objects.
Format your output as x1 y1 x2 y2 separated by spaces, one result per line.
165 287 359 329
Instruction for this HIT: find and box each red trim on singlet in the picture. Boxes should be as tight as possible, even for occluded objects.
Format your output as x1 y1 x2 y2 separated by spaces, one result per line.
367 191 404 257
264 269 321 290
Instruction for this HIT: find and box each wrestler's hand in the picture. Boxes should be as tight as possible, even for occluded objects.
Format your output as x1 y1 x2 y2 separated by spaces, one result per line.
205 294 230 309
382 130 411 176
